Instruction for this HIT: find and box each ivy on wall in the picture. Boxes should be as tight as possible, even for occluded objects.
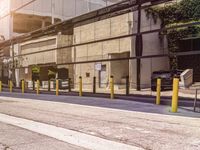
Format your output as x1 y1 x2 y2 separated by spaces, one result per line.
146 0 200 27
167 26 200 52
145 0 200 69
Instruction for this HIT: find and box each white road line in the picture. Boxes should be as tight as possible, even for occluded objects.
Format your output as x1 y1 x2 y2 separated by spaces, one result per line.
0 113 143 150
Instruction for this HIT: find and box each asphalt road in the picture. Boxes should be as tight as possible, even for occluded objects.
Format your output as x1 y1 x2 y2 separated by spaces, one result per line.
0 88 196 107
0 93 199 150
0 92 198 116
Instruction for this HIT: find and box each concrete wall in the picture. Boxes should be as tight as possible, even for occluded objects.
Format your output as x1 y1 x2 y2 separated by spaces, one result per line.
20 37 57 67
56 35 73 64
129 10 169 88
110 52 129 84
56 35 73 81
73 13 133 89
73 11 169 89
19 35 72 66
16 35 73 82
140 32 169 88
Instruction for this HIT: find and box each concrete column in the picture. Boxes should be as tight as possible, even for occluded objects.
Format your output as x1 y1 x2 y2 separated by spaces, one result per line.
41 20 46 28
51 0 55 24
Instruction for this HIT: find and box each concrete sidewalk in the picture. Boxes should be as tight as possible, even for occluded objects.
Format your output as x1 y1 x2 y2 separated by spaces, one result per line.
0 92 199 118
0 87 198 107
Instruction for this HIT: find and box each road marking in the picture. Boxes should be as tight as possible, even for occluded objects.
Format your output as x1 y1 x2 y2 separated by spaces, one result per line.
0 113 143 150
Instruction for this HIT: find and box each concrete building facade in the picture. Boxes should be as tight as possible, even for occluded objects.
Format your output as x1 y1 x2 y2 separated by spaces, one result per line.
13 34 73 87
73 11 169 89
0 0 122 84
11 10 169 90
0 0 122 39
0 0 169 90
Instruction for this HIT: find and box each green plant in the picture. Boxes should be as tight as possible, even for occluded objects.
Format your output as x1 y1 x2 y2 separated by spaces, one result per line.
146 0 200 26
145 0 200 69
32 65 40 74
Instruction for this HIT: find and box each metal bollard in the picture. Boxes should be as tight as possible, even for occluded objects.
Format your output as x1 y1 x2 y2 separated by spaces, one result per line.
93 76 96 94
10 80 13 93
0 81 2 92
33 80 35 91
194 89 198 112
126 76 130 96
171 78 179 113
79 76 82 96
36 80 40 95
56 79 59 96
68 78 71 92
48 80 51 91
156 78 161 105
22 80 25 94
110 76 114 99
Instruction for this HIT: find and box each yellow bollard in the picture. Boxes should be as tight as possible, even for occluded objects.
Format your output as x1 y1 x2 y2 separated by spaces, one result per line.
79 76 82 97
171 78 179 113
110 76 114 99
22 80 25 94
0 81 2 92
10 80 13 93
156 78 161 105
36 80 40 95
56 79 59 96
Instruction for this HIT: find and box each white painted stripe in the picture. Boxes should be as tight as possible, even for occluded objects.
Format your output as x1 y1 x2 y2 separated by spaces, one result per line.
0 113 143 150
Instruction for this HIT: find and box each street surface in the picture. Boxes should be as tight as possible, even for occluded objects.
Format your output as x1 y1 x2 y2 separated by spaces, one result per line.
0 122 85 150
0 92 199 150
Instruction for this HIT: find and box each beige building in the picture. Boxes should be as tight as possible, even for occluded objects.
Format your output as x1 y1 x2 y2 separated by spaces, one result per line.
73 11 169 90
0 0 123 84
9 9 169 90
14 34 73 86
0 0 122 39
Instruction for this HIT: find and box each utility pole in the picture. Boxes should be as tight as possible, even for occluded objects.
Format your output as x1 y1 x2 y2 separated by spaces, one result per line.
11 44 15 83
135 0 143 91
10 11 15 84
